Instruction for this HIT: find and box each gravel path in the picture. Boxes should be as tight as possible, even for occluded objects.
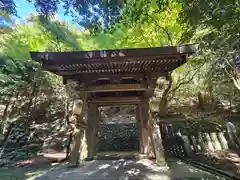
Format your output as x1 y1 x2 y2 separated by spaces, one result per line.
35 158 226 180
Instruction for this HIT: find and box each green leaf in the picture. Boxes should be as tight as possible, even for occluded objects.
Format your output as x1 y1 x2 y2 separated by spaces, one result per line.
0 10 11 22
175 66 184 72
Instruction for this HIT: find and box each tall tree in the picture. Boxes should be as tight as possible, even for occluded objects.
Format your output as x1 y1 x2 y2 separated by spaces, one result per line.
179 0 240 91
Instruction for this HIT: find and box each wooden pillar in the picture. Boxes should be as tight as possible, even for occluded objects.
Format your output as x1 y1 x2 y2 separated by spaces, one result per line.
136 105 142 153
68 92 87 167
86 104 100 160
86 104 96 160
93 107 101 156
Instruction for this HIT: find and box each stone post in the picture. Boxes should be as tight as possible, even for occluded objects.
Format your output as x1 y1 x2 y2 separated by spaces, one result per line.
210 132 222 151
65 80 88 167
204 133 214 152
197 132 207 152
190 135 198 152
68 98 87 166
149 101 166 165
217 132 228 150
181 135 192 157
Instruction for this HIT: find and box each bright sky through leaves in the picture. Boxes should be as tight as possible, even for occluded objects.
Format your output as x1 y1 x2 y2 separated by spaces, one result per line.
14 0 74 24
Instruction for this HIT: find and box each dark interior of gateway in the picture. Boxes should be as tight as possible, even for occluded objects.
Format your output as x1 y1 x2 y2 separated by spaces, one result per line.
97 105 139 152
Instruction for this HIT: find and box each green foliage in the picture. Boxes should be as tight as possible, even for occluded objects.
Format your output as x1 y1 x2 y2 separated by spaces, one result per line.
179 0 240 87
99 123 139 152
0 0 240 135
0 0 17 15
27 0 124 31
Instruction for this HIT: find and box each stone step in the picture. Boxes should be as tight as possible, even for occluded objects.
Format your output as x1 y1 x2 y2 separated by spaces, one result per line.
85 152 149 161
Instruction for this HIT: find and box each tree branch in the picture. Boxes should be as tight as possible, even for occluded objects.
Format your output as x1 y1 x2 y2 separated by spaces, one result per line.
168 65 201 96
146 14 173 45
138 26 152 47
160 73 173 103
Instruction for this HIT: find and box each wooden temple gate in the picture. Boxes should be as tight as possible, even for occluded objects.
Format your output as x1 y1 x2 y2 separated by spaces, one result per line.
30 44 197 166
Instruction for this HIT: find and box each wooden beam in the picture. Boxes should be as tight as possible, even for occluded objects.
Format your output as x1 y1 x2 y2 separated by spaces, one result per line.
89 96 141 105
86 84 148 93
63 72 167 82
30 44 197 65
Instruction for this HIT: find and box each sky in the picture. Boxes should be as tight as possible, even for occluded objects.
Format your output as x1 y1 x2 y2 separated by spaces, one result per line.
14 0 74 24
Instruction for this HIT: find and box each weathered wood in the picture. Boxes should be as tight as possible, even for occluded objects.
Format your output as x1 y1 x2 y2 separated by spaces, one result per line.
86 104 100 159
138 100 153 156
55 67 178 75
92 107 101 156
136 105 143 153
86 84 148 93
89 96 141 105
32 44 198 165
31 44 197 65
86 104 95 159
64 72 166 83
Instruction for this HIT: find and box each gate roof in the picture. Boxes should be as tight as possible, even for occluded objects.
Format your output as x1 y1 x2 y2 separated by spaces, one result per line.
30 44 197 77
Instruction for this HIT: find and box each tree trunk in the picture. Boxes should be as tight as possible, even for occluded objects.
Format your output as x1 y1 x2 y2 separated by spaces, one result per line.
158 74 172 117
158 99 168 117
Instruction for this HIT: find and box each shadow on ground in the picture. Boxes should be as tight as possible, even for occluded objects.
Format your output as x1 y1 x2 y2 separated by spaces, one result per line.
33 158 225 180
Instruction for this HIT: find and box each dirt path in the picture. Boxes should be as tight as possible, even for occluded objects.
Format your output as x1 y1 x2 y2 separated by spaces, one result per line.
34 158 225 180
